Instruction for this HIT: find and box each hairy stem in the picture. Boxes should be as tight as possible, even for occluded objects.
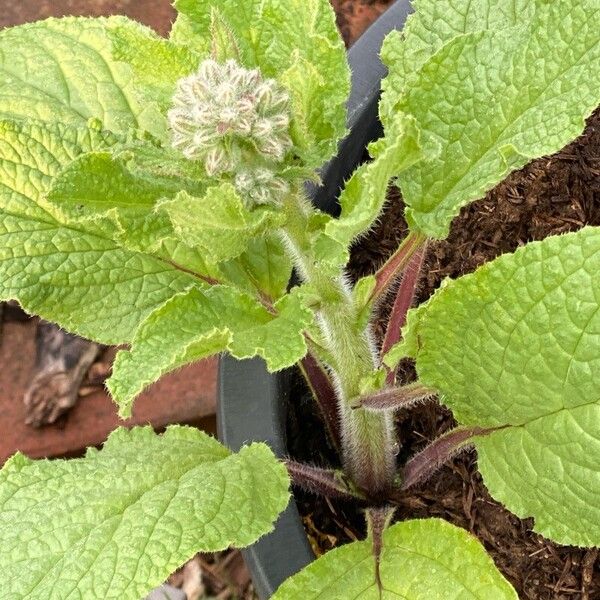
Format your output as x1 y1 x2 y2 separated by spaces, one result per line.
371 232 426 302
298 352 341 452
281 193 395 494
381 243 426 384
401 426 498 490
285 460 364 500
354 382 436 412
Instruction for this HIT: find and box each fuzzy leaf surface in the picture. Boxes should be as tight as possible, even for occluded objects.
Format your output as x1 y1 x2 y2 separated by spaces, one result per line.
48 150 293 300
45 149 217 259
405 227 600 546
323 113 423 255
0 426 290 599
392 0 600 238
108 286 313 415
380 0 533 119
0 119 200 344
172 0 349 166
107 21 199 139
47 151 179 247
0 17 166 138
47 144 293 297
159 188 284 264
218 234 293 301
272 518 516 599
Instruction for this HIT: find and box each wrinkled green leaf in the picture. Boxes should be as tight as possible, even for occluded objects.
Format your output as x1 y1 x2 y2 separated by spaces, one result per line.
108 285 313 416
0 17 165 138
273 518 516 599
107 21 199 137
159 187 285 264
380 0 533 120
118 140 209 185
0 119 201 344
44 137 294 298
323 113 423 255
382 302 425 372
218 234 293 301
209 8 243 62
45 148 215 260
404 226 600 546
391 0 600 238
171 0 262 57
0 426 290 599
172 0 350 166
46 151 179 247
46 147 293 301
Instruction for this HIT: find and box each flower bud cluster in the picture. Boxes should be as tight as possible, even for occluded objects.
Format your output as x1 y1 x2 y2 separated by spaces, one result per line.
234 168 290 206
168 59 293 180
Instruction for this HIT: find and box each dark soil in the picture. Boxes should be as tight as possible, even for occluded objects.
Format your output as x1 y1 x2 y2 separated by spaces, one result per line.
289 110 600 600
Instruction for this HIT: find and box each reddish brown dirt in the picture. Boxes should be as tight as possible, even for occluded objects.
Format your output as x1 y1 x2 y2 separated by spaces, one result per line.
333 0 394 46
0 319 217 464
293 112 600 600
0 0 176 35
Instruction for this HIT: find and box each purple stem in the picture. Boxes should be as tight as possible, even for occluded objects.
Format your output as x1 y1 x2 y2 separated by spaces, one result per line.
365 506 396 593
163 258 222 286
299 352 341 453
401 426 499 490
285 460 363 500
354 383 436 411
381 243 427 385
371 231 425 303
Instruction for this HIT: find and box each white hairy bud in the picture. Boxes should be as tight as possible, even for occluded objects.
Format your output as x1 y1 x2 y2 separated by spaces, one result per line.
234 168 290 206
168 59 293 176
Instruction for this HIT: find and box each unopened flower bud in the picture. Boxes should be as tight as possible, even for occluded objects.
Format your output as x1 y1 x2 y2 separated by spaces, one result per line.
168 58 294 177
253 119 274 138
257 136 291 162
205 147 231 176
234 167 290 206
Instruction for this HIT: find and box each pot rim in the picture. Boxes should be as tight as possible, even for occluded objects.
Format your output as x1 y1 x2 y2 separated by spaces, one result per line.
217 2 413 597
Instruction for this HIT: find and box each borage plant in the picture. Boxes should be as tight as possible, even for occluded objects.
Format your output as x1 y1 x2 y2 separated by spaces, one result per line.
0 0 599 597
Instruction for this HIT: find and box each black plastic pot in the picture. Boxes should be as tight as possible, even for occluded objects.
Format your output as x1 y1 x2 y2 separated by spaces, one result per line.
217 2 413 597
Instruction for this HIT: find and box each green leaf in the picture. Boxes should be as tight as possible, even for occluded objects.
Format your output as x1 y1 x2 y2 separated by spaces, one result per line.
107 21 200 136
0 426 290 599
0 17 165 138
45 148 212 255
159 187 285 264
382 302 424 372
219 234 293 301
46 151 177 246
380 0 533 120
46 146 292 301
46 144 231 288
272 518 516 599
392 0 600 238
208 8 243 62
172 0 350 166
0 119 202 344
352 275 377 331
108 285 313 416
171 0 262 57
117 139 209 185
323 113 423 254
405 226 600 546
